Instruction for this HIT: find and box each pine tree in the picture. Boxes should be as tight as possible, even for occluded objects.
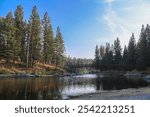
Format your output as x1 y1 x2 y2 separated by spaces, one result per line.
0 17 5 60
99 45 105 60
114 37 122 64
122 45 128 64
137 25 149 66
109 44 114 64
127 33 137 65
102 43 113 65
14 5 26 63
28 6 41 67
25 21 32 68
145 24 150 66
4 12 16 63
55 27 66 68
94 45 100 69
42 12 54 64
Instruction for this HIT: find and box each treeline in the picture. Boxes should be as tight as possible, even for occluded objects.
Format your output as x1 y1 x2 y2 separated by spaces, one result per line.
65 56 93 73
65 56 93 66
0 5 65 68
94 24 150 70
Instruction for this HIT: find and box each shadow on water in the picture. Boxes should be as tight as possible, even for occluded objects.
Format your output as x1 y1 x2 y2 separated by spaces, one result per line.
96 76 149 91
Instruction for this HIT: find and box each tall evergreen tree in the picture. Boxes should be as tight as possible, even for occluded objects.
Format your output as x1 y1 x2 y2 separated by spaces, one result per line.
28 6 41 67
114 37 122 64
0 17 5 60
122 45 128 64
127 33 137 65
102 43 113 64
109 44 114 64
94 45 100 69
42 12 54 64
137 25 149 66
4 12 16 63
55 27 66 68
99 45 105 60
145 24 150 66
14 5 26 63
25 21 32 68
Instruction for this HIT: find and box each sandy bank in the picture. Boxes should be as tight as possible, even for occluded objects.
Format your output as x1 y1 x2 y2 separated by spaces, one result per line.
70 86 150 100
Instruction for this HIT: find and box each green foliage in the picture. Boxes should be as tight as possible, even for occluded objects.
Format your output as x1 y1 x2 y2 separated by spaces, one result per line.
122 45 128 64
55 27 66 68
28 6 42 67
42 12 54 64
136 25 149 66
113 37 122 64
94 45 100 69
4 12 16 63
99 45 105 59
14 5 26 63
102 43 114 65
94 24 150 70
0 17 6 59
127 33 137 65
0 5 66 69
65 56 93 73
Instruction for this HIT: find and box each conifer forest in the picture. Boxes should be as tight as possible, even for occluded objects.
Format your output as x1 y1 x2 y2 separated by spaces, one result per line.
0 5 65 69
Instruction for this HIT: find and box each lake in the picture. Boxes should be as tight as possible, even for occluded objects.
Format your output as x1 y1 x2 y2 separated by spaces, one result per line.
0 74 149 100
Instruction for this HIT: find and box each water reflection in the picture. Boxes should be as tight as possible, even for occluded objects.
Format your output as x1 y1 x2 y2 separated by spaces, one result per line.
62 77 96 98
0 77 64 100
96 76 148 91
0 74 149 100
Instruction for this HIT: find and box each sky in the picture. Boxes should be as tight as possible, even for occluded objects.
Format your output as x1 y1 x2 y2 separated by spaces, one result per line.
1 0 150 59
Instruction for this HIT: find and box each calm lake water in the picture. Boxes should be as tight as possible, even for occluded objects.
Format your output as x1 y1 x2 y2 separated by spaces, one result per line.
0 74 148 100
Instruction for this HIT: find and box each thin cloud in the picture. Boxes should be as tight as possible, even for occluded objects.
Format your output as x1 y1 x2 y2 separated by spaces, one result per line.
104 0 117 3
102 0 150 46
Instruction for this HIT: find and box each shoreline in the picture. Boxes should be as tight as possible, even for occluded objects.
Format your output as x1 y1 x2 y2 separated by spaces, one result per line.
0 73 60 78
70 86 150 100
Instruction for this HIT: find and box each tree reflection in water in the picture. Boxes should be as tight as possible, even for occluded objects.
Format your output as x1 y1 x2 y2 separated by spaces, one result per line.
96 76 148 91
0 77 64 100
0 75 149 100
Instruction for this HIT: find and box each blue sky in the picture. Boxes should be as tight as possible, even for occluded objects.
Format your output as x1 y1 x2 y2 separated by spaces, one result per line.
1 0 150 58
